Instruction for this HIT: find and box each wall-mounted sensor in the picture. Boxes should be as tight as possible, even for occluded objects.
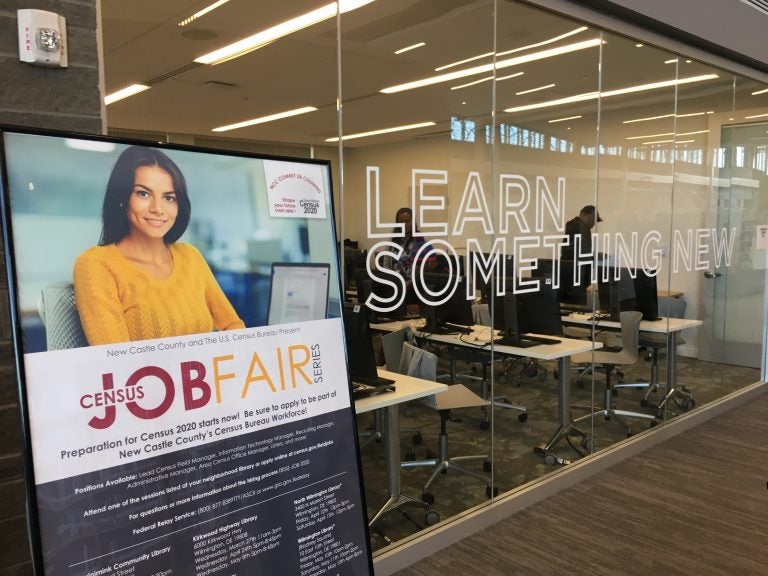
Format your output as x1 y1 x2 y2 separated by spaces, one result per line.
18 9 68 68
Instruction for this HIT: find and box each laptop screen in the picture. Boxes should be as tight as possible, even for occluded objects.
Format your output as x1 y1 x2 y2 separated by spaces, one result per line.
342 303 379 380
267 262 330 325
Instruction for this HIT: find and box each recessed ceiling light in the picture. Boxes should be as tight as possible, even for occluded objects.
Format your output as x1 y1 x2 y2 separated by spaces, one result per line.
212 106 318 132
104 84 149 105
503 74 718 113
635 43 643 48
325 121 435 142
382 38 602 94
664 58 678 64
394 42 425 55
515 83 556 96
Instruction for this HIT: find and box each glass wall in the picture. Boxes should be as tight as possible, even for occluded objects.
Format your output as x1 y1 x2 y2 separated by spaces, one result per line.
102 0 768 558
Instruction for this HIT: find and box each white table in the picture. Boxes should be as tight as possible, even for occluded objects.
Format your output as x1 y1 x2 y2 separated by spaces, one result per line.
563 313 702 413
354 368 446 527
371 321 603 464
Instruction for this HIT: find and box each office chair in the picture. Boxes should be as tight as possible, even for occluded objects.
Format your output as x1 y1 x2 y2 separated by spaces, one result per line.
572 311 656 437
38 283 88 350
463 302 528 424
639 296 694 414
379 327 425 454
396 341 497 503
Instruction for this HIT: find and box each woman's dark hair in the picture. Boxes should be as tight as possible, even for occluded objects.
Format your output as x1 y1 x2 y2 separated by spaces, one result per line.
99 146 191 245
392 206 419 239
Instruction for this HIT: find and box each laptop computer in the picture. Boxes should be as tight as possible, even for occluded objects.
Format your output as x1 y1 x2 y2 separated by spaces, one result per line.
342 303 395 397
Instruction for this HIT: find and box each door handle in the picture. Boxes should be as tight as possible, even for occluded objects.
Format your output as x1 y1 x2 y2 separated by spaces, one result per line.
704 271 723 279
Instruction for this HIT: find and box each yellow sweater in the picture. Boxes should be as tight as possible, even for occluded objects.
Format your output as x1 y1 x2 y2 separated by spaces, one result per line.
73 243 244 345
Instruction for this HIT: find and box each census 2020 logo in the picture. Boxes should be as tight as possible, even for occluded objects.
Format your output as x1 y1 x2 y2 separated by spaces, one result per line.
299 199 320 215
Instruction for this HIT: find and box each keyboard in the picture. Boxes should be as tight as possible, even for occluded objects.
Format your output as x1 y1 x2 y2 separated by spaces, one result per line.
351 377 395 400
352 375 395 387
521 334 561 345
498 334 561 348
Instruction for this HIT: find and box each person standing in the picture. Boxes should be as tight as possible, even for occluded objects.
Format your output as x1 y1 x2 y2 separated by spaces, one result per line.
562 204 602 261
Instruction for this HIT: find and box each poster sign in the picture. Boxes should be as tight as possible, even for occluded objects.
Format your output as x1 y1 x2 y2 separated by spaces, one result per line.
0 128 372 575
264 160 328 219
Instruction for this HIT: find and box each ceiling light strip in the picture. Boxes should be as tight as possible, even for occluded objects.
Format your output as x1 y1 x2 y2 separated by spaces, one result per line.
623 111 710 124
395 42 425 55
515 83 555 96
450 76 493 90
325 121 435 142
752 87 768 95
497 71 525 82
383 38 602 94
451 71 525 91
496 26 588 58
104 84 149 105
435 26 587 72
548 115 582 123
195 0 374 65
212 106 318 132
626 129 709 141
745 112 768 119
178 0 230 26
503 74 718 113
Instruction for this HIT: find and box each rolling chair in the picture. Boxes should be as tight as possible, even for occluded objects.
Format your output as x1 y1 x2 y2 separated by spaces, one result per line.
395 341 497 503
379 328 425 455
463 302 528 424
572 311 656 438
38 283 88 350
639 296 694 415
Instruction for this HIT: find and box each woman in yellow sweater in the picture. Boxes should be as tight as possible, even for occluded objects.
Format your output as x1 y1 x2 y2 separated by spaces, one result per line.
74 146 244 345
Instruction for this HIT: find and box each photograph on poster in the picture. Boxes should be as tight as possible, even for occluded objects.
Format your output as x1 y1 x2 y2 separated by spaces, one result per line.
3 132 341 352
0 129 373 576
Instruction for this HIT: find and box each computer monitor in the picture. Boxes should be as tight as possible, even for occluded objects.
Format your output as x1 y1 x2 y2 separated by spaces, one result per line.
343 249 366 291
266 262 330 325
597 266 637 320
341 302 379 382
420 272 474 334
559 259 588 306
485 281 562 347
633 271 661 321
468 252 512 304
355 270 407 322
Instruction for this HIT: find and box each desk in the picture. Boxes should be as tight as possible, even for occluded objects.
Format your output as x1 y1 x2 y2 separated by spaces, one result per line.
355 368 446 527
563 313 702 413
372 322 602 464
